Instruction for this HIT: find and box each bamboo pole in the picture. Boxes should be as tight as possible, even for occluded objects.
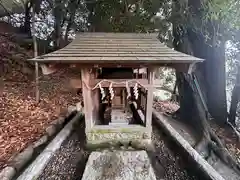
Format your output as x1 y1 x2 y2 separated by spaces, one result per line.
31 4 39 102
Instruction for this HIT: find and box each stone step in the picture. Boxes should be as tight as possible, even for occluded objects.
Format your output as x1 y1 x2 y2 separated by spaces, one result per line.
110 120 128 124
109 122 129 126
110 121 128 124
111 119 128 122
82 150 156 180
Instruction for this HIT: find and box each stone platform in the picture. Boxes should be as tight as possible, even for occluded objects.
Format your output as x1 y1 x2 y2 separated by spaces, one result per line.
86 125 151 148
109 109 129 125
81 150 156 180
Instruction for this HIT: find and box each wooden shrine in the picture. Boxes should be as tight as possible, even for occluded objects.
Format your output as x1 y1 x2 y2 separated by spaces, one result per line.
29 33 203 147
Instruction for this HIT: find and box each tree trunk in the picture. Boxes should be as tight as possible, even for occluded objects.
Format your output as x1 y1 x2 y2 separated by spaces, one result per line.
53 0 62 49
172 20 208 141
86 1 96 32
170 77 179 102
229 64 240 126
175 68 240 173
24 1 31 36
188 31 227 125
64 0 80 41
172 0 240 173
187 0 228 125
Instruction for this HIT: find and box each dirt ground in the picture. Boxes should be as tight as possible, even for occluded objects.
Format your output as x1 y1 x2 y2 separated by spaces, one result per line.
211 122 240 163
0 69 81 170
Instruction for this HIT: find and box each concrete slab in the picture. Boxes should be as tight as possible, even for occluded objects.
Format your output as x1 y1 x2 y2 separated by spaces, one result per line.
82 150 156 180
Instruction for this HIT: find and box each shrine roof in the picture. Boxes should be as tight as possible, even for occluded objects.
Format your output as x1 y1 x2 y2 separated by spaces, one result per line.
29 33 204 65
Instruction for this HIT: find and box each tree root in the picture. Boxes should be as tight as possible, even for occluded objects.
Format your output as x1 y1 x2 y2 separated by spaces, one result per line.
194 138 211 160
209 130 240 174
227 121 240 141
171 108 180 119
194 131 240 174
175 73 240 175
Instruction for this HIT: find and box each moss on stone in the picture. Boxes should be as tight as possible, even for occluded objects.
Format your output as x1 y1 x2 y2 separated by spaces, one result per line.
90 128 143 134
86 139 152 151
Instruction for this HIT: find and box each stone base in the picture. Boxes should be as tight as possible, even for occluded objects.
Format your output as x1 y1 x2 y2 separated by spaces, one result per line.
86 125 152 149
82 150 156 180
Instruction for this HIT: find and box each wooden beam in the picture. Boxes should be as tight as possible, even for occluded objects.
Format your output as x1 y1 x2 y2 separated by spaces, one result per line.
172 63 189 72
73 38 158 41
69 44 163 47
70 41 160 44
34 56 174 61
92 79 147 88
69 78 169 90
64 48 168 51
44 53 189 57
188 63 197 74
58 47 170 52
91 79 162 89
51 51 185 54
42 62 199 71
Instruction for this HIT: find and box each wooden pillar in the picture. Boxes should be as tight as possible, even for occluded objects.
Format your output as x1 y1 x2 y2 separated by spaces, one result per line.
136 68 139 79
140 89 146 110
81 68 94 131
145 67 155 130
92 88 100 124
122 89 126 109
143 89 147 124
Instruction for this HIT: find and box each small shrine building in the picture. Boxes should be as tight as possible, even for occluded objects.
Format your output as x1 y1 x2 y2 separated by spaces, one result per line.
29 33 203 147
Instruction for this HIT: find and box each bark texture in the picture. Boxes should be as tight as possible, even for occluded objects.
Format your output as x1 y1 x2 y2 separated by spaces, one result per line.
53 0 63 49
229 65 240 126
172 0 240 174
187 0 228 125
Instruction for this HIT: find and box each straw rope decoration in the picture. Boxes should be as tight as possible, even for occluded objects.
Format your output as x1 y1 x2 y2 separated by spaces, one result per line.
82 79 151 101
99 83 105 100
109 83 114 100
133 83 139 100
82 79 147 90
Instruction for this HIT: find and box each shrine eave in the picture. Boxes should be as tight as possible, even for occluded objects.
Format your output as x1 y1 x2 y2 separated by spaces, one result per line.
29 32 204 66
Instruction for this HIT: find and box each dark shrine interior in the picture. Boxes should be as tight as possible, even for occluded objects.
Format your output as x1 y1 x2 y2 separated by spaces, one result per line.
96 67 145 126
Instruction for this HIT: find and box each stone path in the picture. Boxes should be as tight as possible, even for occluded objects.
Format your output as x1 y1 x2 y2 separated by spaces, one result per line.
36 121 197 180
150 125 197 180
82 150 156 180
37 122 89 180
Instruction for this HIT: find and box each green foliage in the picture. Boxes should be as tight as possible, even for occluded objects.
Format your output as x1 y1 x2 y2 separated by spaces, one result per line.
206 0 240 29
226 41 240 91
0 0 28 17
169 0 240 47
195 0 240 42
86 0 166 32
